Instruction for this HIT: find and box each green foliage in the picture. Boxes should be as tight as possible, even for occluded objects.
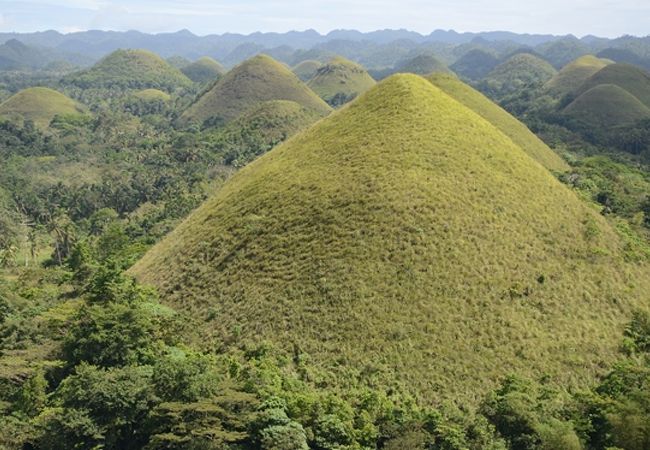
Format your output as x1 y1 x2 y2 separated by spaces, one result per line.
181 57 226 84
481 53 557 98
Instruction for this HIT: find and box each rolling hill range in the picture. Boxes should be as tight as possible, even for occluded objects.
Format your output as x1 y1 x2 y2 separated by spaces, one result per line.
64 49 193 91
0 87 87 129
292 59 323 81
427 73 569 172
180 54 332 125
563 84 650 129
181 56 226 83
484 53 557 95
572 63 650 108
131 74 647 404
307 56 376 107
545 55 613 97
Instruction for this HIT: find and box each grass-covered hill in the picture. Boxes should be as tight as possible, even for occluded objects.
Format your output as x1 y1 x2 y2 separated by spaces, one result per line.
307 56 376 107
292 59 323 81
207 99 325 166
563 84 650 129
545 55 613 97
449 48 500 80
132 88 171 102
64 49 193 91
387 54 450 77
427 73 569 172
181 56 226 83
483 53 557 95
0 87 87 129
572 63 650 108
180 54 332 125
132 73 647 405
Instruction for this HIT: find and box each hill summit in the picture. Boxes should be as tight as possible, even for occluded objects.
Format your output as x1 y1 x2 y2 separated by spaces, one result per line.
545 55 613 96
0 87 87 129
572 63 650 108
307 56 376 107
132 74 646 404
180 54 331 125
181 56 226 83
65 49 192 91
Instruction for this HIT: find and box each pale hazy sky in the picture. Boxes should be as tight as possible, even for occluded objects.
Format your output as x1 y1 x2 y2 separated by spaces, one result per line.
0 0 648 37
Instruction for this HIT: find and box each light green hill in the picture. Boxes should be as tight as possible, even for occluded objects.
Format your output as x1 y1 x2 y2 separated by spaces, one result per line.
292 60 323 81
545 55 613 96
181 57 226 83
132 74 647 405
307 56 376 107
0 87 87 129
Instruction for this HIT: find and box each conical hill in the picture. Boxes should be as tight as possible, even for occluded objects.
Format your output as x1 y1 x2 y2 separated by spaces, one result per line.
0 87 87 129
132 74 647 404
180 54 332 125
307 56 376 107
545 55 613 96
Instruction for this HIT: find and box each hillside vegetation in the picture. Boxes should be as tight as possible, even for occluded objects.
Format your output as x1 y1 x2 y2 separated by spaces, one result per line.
483 53 557 96
545 55 613 96
132 74 647 405
572 63 650 108
427 73 569 172
181 54 331 125
65 49 192 91
563 84 650 129
181 56 226 83
307 56 376 107
0 87 87 129
292 59 323 81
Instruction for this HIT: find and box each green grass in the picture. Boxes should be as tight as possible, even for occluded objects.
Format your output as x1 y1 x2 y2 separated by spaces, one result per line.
563 84 650 129
307 56 376 107
181 57 226 83
545 55 613 96
132 73 649 406
0 87 87 129
427 73 569 172
292 60 323 81
65 49 192 91
485 53 557 94
573 63 650 108
180 54 332 125
132 88 171 102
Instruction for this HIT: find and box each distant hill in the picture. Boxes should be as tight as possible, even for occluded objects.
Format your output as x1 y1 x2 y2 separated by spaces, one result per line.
563 84 650 129
0 87 87 129
484 53 557 95
572 63 650 108
180 54 331 125
374 54 450 79
64 49 192 91
427 73 569 172
536 36 590 69
0 39 90 71
545 55 613 97
292 59 323 81
596 48 650 70
450 49 500 80
166 55 191 68
132 74 648 404
307 56 376 107
181 57 226 83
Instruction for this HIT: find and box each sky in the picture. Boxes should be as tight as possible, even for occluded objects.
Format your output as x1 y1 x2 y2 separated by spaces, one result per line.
0 0 648 38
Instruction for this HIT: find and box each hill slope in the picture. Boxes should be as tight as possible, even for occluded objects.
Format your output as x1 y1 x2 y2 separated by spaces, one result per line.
563 84 650 128
545 55 613 96
427 73 569 172
485 53 557 94
132 74 646 404
65 49 192 91
292 60 323 81
181 56 226 83
572 63 650 108
0 87 86 129
181 54 332 125
390 54 450 76
307 56 376 107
